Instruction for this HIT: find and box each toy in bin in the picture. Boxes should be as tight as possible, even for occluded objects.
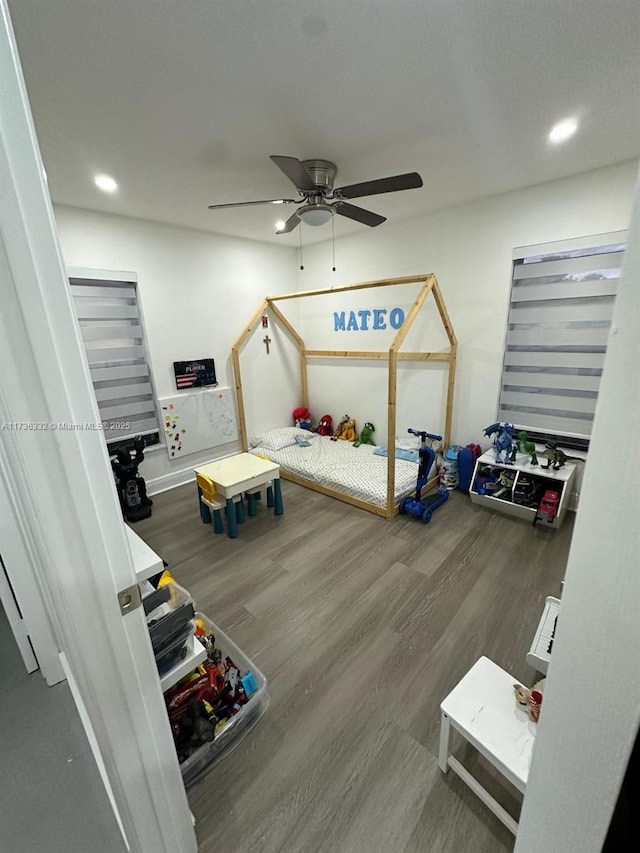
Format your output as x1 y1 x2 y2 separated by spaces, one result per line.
534 489 560 525
164 625 259 763
399 428 449 524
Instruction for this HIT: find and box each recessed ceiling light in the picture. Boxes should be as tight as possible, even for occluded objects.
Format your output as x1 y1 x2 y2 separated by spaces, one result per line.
548 118 578 144
275 219 286 231
94 174 118 193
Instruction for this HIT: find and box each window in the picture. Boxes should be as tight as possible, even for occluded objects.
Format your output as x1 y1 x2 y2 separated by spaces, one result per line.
69 272 160 447
499 232 626 447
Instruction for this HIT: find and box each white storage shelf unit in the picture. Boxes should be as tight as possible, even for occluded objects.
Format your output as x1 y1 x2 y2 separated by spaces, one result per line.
126 527 207 693
469 450 576 529
124 524 268 783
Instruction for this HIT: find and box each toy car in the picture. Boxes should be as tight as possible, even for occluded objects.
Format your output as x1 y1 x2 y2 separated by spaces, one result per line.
534 489 560 525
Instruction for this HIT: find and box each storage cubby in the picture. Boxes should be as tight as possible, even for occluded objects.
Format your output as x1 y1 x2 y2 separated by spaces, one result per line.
128 525 268 786
469 450 576 529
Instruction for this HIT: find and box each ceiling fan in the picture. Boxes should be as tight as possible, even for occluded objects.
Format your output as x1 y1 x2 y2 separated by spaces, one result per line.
207 156 423 234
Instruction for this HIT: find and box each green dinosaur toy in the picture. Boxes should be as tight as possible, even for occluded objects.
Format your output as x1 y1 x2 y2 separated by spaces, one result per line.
353 422 375 447
539 442 583 470
510 430 538 466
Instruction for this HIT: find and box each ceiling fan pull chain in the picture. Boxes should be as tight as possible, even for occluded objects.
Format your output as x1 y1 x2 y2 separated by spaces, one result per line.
332 215 336 272
298 225 304 271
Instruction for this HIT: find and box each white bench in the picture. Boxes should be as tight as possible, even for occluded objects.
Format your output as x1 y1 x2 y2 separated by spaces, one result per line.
439 656 536 836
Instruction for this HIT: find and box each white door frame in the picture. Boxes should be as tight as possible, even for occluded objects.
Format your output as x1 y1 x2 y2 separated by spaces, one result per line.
0 4 196 851
0 455 62 682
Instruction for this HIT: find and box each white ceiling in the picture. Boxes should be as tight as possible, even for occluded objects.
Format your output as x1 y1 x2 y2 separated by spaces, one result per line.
8 0 640 246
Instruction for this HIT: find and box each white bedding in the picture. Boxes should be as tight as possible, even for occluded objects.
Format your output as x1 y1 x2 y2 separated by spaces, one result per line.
249 435 417 507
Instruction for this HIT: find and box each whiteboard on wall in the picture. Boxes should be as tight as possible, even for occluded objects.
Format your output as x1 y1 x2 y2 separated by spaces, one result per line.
160 387 238 459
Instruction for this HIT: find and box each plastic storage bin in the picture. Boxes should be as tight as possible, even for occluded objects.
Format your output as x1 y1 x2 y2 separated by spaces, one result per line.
177 612 269 786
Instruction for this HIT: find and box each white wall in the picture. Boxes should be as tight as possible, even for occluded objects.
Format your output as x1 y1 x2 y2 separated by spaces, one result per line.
53 161 639 490
54 206 299 491
297 161 639 449
295 281 451 447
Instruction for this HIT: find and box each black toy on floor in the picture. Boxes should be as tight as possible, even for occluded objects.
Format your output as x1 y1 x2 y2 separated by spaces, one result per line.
110 435 153 522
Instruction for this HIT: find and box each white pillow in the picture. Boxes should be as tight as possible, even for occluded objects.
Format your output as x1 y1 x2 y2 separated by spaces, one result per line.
396 433 422 450
250 426 308 452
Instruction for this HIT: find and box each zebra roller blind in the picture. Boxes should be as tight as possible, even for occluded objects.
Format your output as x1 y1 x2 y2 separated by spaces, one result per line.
499 232 626 442
69 276 160 445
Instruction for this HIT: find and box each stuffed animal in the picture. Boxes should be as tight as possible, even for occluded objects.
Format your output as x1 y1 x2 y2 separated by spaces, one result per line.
292 406 312 430
331 414 350 441
354 422 375 447
514 677 546 722
316 414 333 436
340 418 357 442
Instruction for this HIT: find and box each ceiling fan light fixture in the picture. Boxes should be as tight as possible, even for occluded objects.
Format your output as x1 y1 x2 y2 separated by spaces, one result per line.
298 205 333 226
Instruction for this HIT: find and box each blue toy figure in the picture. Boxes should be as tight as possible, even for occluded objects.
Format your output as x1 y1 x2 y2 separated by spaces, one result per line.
483 422 516 464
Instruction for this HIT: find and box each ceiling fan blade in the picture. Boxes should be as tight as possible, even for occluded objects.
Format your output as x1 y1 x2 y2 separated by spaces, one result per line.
208 198 297 210
335 172 423 200
275 211 301 234
270 156 317 191
335 202 386 227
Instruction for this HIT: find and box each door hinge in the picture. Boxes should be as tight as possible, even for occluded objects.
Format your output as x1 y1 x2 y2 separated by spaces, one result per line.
118 583 141 615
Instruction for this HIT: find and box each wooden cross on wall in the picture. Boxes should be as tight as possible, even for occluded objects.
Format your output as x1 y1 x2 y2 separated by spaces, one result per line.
263 335 271 355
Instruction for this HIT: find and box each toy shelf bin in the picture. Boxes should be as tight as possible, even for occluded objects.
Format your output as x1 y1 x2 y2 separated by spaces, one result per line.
469 450 576 529
179 612 269 787
143 582 196 674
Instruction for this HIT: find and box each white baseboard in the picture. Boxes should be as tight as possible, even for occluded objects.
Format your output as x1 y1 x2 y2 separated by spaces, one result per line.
146 449 242 496
146 465 197 496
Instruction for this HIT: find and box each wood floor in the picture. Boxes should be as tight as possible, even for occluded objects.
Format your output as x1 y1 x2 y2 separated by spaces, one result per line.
135 480 573 853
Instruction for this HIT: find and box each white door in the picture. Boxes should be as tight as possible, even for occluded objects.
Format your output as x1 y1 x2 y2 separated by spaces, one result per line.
0 3 197 851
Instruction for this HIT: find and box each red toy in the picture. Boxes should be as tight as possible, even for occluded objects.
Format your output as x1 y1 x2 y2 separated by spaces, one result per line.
535 489 560 525
292 406 312 430
316 414 333 436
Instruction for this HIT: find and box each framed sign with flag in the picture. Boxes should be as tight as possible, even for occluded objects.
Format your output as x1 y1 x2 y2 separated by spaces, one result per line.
173 358 217 390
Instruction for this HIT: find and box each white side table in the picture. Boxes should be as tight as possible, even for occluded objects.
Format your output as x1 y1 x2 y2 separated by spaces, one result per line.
439 656 536 836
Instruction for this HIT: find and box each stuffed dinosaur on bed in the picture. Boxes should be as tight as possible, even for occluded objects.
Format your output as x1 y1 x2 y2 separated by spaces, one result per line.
353 422 375 447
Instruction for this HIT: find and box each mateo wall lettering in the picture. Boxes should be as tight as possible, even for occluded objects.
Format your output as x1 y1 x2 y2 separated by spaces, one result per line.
333 307 405 332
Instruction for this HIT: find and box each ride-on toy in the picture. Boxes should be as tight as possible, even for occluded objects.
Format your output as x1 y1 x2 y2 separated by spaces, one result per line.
399 428 449 523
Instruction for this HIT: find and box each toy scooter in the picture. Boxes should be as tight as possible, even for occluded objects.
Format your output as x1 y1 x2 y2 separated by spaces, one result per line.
399 428 449 524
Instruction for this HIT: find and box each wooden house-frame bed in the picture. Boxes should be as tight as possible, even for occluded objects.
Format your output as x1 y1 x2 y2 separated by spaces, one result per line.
232 274 457 519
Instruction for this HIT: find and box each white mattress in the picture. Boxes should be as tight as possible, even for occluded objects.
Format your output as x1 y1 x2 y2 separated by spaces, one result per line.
249 435 417 507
